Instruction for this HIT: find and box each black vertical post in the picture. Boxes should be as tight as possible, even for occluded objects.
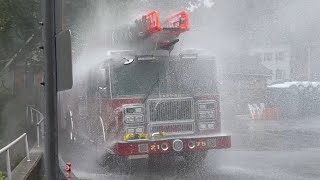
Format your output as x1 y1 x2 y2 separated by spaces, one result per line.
43 0 63 179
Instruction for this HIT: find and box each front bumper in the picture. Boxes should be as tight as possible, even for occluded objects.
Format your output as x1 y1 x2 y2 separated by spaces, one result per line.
114 134 231 157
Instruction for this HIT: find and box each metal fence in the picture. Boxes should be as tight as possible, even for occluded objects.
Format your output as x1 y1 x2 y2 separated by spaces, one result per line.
0 105 44 180
28 106 45 147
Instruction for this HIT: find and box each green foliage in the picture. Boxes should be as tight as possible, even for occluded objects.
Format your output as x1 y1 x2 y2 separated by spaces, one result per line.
0 0 40 60
0 171 5 180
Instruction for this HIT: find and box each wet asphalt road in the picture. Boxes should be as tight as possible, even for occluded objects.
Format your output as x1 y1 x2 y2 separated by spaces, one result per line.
59 114 320 180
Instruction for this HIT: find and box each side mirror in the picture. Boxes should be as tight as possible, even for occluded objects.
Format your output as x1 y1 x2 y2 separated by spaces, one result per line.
123 57 134 65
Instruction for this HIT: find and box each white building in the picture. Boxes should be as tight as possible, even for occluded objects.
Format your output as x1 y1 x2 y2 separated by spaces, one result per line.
249 45 291 84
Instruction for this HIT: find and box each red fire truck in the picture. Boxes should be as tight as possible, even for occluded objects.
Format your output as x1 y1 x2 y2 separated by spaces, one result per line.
60 11 231 168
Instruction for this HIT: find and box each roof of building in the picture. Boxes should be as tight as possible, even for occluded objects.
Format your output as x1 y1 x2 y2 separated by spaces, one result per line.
268 81 320 89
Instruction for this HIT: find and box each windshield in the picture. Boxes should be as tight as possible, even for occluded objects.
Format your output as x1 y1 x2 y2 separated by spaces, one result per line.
110 57 217 98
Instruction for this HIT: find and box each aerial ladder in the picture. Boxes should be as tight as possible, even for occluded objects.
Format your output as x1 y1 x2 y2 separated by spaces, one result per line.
111 10 190 54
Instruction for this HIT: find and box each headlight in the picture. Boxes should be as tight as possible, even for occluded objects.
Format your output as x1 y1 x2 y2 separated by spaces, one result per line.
198 101 215 111
198 122 215 130
198 110 215 120
125 115 144 124
123 104 144 124
126 107 143 114
199 104 207 110
197 101 216 121
135 127 144 134
127 128 135 134
125 116 135 123
199 123 207 130
199 112 207 119
126 126 144 134
207 112 215 119
207 123 214 129
135 115 143 123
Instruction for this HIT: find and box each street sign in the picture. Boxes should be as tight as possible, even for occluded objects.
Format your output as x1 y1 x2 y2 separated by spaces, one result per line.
56 29 73 91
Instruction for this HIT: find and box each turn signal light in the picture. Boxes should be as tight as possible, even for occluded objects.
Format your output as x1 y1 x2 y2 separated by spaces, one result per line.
161 142 169 151
188 141 195 149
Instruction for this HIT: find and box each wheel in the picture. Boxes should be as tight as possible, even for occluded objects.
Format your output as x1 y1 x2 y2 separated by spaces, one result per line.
100 154 133 174
118 157 132 174
147 157 157 169
184 151 207 167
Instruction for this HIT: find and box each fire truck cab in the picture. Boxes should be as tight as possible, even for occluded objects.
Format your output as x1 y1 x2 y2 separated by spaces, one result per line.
66 49 230 166
61 10 231 169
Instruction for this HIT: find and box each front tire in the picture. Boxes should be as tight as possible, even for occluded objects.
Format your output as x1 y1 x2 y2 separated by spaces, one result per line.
100 154 133 174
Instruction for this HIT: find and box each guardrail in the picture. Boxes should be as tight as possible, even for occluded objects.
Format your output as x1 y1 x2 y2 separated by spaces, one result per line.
0 105 44 180
0 133 31 180
29 107 45 147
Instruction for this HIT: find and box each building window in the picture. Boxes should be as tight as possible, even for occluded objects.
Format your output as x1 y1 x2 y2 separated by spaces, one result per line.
276 51 286 61
276 69 285 80
264 53 272 61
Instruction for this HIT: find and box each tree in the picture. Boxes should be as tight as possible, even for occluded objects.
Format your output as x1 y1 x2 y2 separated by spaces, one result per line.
0 0 41 70
0 0 43 136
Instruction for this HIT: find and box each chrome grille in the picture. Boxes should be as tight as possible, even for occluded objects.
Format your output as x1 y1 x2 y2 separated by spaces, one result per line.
148 98 194 122
150 123 194 134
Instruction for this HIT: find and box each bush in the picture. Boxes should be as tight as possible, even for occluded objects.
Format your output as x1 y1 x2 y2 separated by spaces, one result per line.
0 171 5 180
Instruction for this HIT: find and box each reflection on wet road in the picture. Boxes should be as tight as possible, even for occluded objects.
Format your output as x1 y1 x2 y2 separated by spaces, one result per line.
60 115 320 180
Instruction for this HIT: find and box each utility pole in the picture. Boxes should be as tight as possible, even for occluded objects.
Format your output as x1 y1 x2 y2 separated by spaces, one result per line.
43 0 64 179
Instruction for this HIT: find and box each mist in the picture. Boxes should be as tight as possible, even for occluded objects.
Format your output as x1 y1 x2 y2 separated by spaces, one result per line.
57 0 320 179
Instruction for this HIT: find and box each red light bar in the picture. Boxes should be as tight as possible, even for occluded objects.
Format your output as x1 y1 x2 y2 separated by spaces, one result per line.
166 11 190 33
144 11 163 35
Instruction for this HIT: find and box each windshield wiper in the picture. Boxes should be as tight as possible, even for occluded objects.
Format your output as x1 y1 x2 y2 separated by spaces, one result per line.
170 66 195 97
143 73 160 103
142 60 165 103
